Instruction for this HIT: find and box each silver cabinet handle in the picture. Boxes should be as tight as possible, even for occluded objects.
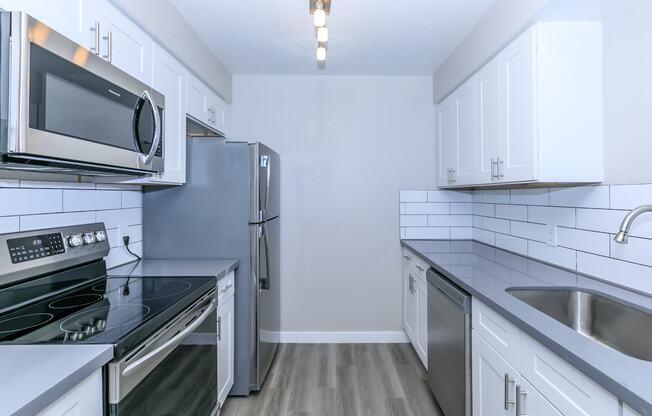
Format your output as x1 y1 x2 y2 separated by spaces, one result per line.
415 265 424 272
408 274 414 293
450 169 456 184
402 254 411 261
89 21 100 54
516 384 526 415
217 316 222 341
497 157 504 180
491 157 496 180
139 90 162 165
504 373 515 410
122 296 216 377
102 30 113 62
220 283 233 294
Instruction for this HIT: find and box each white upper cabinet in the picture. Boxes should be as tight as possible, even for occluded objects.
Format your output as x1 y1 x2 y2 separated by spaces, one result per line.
438 21 603 188
187 73 229 136
98 0 152 85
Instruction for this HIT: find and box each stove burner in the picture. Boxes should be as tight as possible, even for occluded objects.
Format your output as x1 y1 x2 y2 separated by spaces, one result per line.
60 304 150 341
91 282 107 292
0 313 54 334
49 294 104 309
140 280 192 301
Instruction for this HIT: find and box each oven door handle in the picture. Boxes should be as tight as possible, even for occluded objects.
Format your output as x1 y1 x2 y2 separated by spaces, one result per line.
121 296 216 378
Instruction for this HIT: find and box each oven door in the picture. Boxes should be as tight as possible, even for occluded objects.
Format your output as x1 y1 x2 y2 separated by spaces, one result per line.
108 290 218 416
4 12 164 174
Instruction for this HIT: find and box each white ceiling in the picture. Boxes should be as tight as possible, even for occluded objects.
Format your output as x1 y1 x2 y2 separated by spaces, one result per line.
171 0 496 75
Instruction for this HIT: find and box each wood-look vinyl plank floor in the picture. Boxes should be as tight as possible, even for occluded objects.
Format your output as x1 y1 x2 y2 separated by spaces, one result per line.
220 343 443 416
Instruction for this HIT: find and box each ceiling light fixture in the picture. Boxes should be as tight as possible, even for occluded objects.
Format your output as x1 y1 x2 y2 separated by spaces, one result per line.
316 44 327 61
313 0 326 27
317 26 329 43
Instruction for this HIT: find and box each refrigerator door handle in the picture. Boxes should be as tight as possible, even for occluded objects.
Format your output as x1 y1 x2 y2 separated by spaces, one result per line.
259 155 271 221
261 222 271 291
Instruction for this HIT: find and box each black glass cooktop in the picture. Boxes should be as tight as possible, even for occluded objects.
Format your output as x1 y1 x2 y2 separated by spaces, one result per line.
0 274 215 359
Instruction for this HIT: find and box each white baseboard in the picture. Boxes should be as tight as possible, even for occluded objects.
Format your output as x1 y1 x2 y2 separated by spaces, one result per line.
277 331 410 344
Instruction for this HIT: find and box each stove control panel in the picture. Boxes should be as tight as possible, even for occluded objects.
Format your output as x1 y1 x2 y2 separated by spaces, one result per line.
7 233 66 264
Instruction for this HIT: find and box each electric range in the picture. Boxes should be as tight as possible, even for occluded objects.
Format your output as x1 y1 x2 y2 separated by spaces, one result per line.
0 224 219 416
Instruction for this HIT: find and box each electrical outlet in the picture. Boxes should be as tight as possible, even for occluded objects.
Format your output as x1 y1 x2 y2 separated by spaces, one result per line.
546 224 557 246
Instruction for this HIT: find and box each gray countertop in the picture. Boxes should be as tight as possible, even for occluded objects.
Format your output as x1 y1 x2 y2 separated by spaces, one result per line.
108 259 239 281
402 239 652 416
0 344 113 416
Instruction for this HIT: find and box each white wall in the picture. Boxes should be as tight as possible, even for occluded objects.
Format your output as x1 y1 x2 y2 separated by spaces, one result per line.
231 76 436 334
0 180 143 269
433 0 652 185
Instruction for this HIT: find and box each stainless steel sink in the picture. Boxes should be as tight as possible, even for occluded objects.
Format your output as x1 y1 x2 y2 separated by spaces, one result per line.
506 287 652 362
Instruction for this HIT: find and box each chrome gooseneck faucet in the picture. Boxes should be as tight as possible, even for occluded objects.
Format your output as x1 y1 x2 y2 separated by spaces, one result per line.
613 205 652 244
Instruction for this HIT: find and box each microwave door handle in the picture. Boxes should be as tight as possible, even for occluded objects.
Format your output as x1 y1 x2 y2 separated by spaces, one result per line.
121 296 216 378
140 90 161 165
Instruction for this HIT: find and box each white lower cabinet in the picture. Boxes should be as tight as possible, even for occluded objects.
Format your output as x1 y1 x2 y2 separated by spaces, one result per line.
217 290 235 406
402 250 427 369
36 369 102 416
623 405 641 416
472 299 620 416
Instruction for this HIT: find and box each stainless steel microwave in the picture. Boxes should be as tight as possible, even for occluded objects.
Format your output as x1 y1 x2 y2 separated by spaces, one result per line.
0 12 165 176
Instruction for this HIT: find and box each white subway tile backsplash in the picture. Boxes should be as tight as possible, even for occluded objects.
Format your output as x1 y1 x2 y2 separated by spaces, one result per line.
121 191 143 208
20 212 96 231
428 190 472 203
495 204 527 221
557 227 610 256
428 215 472 227
450 227 473 239
399 190 428 202
610 184 652 210
577 252 652 294
527 206 576 227
106 241 143 269
510 188 549 206
399 203 406 215
404 227 450 239
450 203 472 214
400 185 652 295
510 221 546 242
0 189 62 216
400 215 428 227
527 241 576 270
549 186 609 208
0 217 19 233
495 234 528 255
472 203 495 217
405 203 449 215
483 190 510 204
96 208 142 229
63 190 122 212
610 236 652 267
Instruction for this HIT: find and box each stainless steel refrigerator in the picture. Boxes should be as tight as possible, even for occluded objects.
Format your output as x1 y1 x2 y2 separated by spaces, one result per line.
142 139 281 396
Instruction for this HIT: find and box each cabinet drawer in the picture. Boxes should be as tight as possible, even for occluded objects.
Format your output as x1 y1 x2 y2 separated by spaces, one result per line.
519 333 619 416
472 298 520 367
402 248 428 281
217 271 235 304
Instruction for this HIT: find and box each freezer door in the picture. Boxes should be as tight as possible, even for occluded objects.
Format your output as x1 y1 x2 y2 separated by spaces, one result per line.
250 143 280 223
250 217 280 390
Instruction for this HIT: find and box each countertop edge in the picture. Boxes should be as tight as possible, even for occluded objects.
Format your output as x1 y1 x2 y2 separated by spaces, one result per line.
9 345 113 416
401 239 652 415
108 259 239 282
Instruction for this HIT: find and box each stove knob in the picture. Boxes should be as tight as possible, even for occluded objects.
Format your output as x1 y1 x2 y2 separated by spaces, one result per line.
83 233 96 245
95 231 107 242
68 234 83 247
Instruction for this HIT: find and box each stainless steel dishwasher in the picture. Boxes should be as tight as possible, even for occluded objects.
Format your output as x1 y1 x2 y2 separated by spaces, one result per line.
426 268 472 416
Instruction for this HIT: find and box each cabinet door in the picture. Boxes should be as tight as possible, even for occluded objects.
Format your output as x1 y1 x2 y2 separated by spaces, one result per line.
0 0 98 51
472 330 517 416
402 266 417 345
454 77 477 186
217 295 235 405
414 276 428 368
98 0 152 85
498 27 537 183
210 93 229 135
437 94 457 187
150 43 187 184
476 57 501 184
37 369 103 416
187 73 212 126
517 379 562 416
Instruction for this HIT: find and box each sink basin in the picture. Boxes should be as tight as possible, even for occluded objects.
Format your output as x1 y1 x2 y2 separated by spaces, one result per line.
507 287 652 362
